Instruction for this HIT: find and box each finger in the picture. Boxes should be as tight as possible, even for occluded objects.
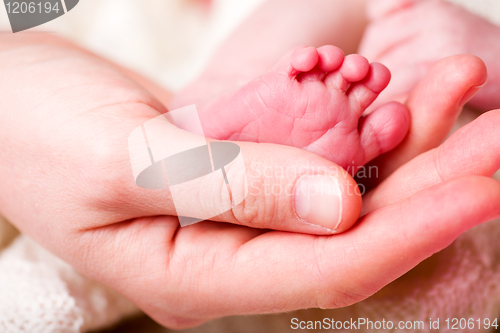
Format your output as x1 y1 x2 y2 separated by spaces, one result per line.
364 109 500 214
221 177 500 315
365 54 487 185
358 101 410 162
364 62 431 112
122 113 362 235
74 175 500 328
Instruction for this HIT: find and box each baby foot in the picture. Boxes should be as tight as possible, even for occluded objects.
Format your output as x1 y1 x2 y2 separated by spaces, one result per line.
198 45 409 170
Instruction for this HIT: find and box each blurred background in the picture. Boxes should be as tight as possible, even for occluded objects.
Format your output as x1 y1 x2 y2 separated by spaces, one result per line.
0 0 266 92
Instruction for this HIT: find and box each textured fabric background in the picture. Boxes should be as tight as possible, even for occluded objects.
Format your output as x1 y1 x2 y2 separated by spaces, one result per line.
0 1 499 332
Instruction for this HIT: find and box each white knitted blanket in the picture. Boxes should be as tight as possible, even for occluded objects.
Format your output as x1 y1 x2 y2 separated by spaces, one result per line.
1 0 500 332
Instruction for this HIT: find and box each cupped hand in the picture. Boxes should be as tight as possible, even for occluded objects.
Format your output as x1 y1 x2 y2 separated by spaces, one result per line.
81 112 500 329
1 35 499 329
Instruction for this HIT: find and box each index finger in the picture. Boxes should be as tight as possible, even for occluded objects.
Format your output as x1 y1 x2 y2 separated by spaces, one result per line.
364 109 500 214
363 55 487 188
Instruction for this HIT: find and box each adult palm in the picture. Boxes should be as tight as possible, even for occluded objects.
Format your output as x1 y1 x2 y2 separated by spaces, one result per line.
0 35 498 329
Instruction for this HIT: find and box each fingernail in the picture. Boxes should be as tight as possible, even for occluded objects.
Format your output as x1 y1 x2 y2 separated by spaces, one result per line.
459 85 484 107
294 175 343 232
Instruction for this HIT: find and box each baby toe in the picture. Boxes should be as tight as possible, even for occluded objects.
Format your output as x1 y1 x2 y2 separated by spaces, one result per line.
272 46 319 78
339 54 370 82
298 45 344 82
290 46 320 73
359 101 410 163
317 45 344 72
348 62 392 112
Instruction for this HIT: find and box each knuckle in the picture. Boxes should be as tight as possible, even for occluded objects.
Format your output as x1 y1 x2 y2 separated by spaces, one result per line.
230 191 261 227
228 164 287 228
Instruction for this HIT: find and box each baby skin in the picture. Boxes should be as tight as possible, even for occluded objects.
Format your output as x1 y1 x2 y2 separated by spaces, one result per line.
192 45 410 170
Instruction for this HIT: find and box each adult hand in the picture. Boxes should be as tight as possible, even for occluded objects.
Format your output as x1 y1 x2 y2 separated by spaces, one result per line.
1 35 498 329
363 54 487 183
0 34 362 240
359 0 500 112
81 115 500 329
363 109 500 214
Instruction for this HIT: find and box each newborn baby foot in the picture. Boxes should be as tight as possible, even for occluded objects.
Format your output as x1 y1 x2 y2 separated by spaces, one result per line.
198 45 409 170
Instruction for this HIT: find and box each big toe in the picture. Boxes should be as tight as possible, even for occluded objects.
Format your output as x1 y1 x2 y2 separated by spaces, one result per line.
359 101 411 163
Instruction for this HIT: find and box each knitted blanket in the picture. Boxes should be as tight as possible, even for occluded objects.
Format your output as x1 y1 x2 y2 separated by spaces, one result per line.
0 0 499 332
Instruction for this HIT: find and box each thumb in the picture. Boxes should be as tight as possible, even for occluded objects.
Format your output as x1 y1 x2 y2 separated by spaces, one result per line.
127 106 362 235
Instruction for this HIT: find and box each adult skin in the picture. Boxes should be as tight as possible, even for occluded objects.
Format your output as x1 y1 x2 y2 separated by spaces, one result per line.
360 0 500 182
171 0 489 187
361 0 500 113
0 33 498 329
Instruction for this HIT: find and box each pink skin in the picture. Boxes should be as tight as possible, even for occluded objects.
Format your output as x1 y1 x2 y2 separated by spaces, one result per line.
364 54 488 185
198 45 410 170
0 36 496 330
360 0 500 112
